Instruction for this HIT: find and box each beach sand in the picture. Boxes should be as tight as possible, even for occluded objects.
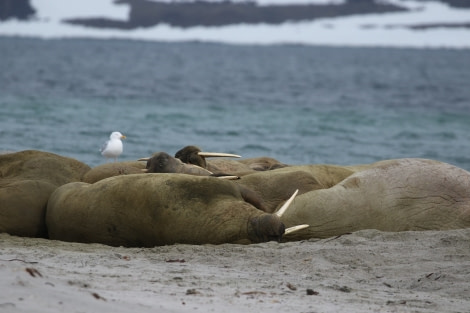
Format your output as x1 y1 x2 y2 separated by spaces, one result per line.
1 229 469 313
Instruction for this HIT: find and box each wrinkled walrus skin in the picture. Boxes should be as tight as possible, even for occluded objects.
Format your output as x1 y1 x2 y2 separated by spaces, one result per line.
0 150 91 237
4 150 470 245
280 158 470 241
233 164 356 213
46 174 286 247
82 161 146 184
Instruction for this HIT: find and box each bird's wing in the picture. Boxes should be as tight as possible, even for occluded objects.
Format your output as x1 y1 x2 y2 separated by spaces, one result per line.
100 140 110 152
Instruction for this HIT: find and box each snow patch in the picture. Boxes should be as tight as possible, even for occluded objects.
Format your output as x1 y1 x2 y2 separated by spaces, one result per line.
0 0 468 48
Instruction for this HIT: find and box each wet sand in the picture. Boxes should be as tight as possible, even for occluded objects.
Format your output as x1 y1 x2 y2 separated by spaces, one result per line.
1 229 469 312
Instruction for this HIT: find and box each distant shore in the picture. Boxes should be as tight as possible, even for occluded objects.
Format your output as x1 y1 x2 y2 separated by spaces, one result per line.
2 0 470 31
65 0 406 29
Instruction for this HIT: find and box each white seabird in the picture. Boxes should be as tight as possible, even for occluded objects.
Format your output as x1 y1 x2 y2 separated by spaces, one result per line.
100 131 126 162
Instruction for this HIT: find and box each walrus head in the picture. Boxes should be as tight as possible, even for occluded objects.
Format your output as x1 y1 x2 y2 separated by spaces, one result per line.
175 145 241 169
249 214 286 243
139 151 240 179
139 152 214 176
249 190 308 243
140 152 180 173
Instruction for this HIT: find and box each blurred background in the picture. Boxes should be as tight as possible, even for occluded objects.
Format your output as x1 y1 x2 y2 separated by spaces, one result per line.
1 0 470 168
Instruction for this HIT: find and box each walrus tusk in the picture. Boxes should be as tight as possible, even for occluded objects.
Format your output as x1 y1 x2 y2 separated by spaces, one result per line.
275 189 299 218
274 189 308 235
198 152 241 158
139 154 241 161
284 224 309 235
216 175 240 180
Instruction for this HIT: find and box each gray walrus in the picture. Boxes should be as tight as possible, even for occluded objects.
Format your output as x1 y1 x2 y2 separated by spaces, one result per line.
46 174 306 247
233 163 356 213
279 158 470 240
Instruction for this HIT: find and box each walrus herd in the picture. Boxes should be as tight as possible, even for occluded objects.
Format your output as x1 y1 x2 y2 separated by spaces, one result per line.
1 148 469 247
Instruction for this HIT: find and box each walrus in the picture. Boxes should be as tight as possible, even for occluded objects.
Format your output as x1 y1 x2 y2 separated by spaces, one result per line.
82 161 146 184
46 174 307 246
0 150 90 237
140 151 240 179
204 157 289 176
175 145 241 169
140 151 215 176
233 163 356 213
238 157 289 171
280 158 470 241
140 152 271 211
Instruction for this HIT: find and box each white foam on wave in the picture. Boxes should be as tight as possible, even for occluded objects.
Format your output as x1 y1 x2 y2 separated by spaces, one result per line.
0 0 469 48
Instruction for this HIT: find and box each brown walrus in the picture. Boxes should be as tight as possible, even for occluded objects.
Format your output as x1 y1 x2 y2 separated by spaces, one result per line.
46 174 306 246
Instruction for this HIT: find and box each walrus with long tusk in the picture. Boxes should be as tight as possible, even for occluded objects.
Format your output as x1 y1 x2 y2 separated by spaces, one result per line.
81 146 242 184
174 145 241 169
139 151 272 211
46 173 308 247
139 151 240 179
139 151 214 176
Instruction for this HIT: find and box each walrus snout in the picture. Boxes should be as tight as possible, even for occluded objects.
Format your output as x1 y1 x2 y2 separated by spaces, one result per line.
249 214 286 243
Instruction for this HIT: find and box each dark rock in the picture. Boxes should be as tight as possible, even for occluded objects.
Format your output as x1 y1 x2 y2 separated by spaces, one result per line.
0 0 35 21
63 0 407 29
441 0 470 8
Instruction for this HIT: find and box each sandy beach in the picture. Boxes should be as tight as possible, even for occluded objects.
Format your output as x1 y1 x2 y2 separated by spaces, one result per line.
1 229 469 313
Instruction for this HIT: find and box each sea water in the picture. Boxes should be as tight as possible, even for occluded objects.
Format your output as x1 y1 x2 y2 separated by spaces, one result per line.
1 37 470 170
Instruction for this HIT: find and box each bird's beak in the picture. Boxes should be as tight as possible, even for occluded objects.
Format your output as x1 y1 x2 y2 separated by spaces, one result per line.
197 152 241 158
121 135 126 139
